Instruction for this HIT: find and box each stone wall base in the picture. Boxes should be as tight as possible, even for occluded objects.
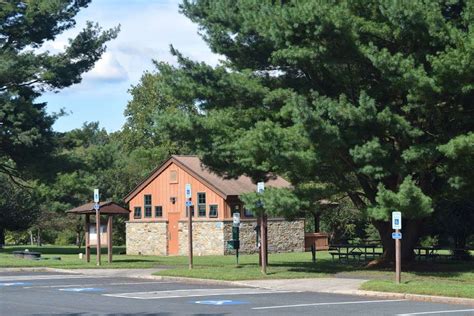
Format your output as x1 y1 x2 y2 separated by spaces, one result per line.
224 219 305 255
126 222 167 255
126 219 304 256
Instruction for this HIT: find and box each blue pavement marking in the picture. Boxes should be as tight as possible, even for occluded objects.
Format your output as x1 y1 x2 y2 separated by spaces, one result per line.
59 288 104 292
194 300 249 306
0 282 32 287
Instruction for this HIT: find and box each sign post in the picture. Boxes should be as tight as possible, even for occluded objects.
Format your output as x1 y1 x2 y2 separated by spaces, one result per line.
392 211 402 284
94 189 101 266
233 213 240 265
185 184 193 269
257 182 267 274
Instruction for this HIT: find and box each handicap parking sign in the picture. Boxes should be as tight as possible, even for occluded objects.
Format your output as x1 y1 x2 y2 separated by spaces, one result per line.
194 300 248 305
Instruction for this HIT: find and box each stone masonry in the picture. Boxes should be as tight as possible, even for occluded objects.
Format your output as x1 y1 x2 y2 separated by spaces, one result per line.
126 222 167 255
178 221 225 256
126 219 304 256
223 219 305 255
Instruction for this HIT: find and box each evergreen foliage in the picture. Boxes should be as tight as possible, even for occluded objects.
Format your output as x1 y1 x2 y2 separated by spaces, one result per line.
135 0 473 260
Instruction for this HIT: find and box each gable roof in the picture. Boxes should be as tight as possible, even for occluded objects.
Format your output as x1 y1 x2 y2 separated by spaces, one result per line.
123 155 290 203
67 201 130 215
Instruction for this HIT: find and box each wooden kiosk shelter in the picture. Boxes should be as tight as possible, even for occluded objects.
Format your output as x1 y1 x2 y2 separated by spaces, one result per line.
67 201 130 264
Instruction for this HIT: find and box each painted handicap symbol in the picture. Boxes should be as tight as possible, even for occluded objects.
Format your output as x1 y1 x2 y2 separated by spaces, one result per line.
0 282 32 287
194 300 248 305
59 288 104 292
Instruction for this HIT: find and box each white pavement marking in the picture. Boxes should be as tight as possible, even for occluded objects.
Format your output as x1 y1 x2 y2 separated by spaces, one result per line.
24 281 174 289
396 309 474 315
59 288 104 292
0 275 107 282
104 288 295 300
252 299 407 310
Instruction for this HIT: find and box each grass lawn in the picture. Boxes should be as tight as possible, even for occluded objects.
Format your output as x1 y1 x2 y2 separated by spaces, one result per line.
359 261 474 299
155 251 354 280
0 246 354 276
1 245 473 298
0 245 179 269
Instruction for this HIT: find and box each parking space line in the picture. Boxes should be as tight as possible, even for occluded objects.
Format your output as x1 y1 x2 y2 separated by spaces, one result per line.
396 309 474 315
0 275 108 282
104 288 295 300
23 281 174 289
252 299 406 310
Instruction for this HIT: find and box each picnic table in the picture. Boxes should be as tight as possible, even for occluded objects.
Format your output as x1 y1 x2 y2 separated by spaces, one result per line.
415 246 471 261
329 244 383 262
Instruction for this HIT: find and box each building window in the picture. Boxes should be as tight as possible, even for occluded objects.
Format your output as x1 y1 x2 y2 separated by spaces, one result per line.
244 207 254 217
197 192 206 217
155 206 163 217
186 205 194 217
134 207 142 219
144 194 152 218
144 194 152 205
198 205 206 217
197 192 206 204
170 170 178 183
209 204 218 218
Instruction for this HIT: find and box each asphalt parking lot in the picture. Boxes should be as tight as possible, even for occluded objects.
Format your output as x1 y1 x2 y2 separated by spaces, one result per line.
1 271 473 315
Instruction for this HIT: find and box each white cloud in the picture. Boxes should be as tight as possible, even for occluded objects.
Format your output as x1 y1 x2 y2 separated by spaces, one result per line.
83 52 128 82
42 0 222 132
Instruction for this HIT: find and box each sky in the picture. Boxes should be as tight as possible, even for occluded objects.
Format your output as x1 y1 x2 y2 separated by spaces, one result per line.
39 0 220 133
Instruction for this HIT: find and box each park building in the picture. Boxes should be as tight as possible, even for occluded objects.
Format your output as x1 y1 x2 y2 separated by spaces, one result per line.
124 155 305 256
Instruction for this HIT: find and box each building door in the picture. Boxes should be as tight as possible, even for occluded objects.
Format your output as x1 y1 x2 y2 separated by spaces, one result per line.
168 212 180 255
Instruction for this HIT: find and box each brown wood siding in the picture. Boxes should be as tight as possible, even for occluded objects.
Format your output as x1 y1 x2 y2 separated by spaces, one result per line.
129 162 226 221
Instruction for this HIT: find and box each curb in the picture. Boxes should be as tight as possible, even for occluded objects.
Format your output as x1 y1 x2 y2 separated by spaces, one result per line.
0 267 81 274
345 290 474 307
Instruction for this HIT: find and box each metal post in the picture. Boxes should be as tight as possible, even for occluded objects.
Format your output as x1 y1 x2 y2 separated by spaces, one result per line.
188 205 193 269
395 228 401 284
107 215 113 263
96 209 101 266
260 214 267 274
85 214 90 263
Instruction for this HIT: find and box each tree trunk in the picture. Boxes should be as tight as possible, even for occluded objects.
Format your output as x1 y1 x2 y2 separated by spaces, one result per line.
0 227 5 249
30 230 34 245
36 228 41 247
76 232 82 249
373 219 421 263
